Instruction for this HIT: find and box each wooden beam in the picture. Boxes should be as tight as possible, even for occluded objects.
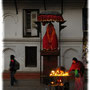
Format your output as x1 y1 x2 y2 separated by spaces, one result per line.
44 0 46 10
84 0 87 8
14 0 18 14
61 0 63 15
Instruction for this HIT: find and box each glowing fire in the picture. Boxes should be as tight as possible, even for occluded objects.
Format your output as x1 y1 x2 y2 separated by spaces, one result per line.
49 67 69 86
51 81 54 85
49 70 69 76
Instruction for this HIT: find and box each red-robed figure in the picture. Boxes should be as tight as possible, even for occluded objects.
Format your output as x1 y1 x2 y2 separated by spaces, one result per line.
43 23 58 50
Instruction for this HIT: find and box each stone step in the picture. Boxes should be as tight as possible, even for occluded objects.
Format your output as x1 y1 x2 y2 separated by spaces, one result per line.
3 79 87 90
3 86 49 90
3 80 49 90
3 72 40 79
3 79 43 87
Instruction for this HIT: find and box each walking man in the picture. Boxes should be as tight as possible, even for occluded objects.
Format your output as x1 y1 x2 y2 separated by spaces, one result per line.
9 55 19 86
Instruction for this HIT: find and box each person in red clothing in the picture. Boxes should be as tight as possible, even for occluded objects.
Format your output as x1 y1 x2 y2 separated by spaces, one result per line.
43 23 58 50
69 57 85 90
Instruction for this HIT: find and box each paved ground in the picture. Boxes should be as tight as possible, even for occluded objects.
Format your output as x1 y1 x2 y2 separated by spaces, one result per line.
3 78 87 90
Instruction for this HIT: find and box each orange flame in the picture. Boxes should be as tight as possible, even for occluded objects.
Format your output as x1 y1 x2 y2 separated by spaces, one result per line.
49 70 69 76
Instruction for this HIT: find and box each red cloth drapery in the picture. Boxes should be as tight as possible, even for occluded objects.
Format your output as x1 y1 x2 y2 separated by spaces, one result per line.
38 15 64 22
43 23 58 50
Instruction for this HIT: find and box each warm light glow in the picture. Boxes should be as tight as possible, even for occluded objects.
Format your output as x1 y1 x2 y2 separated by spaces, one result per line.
51 81 54 85
60 83 64 86
51 70 55 74
60 79 62 82
56 70 59 74
49 70 69 76
49 68 69 86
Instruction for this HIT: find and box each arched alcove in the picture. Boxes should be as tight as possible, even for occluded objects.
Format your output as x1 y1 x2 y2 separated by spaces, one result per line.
3 48 15 70
3 13 18 38
3 13 18 24
63 48 78 70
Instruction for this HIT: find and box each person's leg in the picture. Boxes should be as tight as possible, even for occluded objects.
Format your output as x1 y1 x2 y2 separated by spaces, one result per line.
75 78 79 90
10 71 14 86
13 71 17 83
79 76 84 90
78 77 82 90
76 76 84 90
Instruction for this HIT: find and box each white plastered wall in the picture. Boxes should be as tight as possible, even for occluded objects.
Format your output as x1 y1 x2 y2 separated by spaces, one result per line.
3 1 83 71
3 41 40 72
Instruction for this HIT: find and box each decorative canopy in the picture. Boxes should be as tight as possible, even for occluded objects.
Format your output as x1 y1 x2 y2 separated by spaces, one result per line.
37 11 64 22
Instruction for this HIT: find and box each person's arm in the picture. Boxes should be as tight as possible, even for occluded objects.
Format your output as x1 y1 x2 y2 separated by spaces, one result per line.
10 61 15 71
68 63 76 73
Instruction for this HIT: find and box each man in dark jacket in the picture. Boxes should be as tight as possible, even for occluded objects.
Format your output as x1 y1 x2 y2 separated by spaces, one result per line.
69 57 85 90
9 55 17 86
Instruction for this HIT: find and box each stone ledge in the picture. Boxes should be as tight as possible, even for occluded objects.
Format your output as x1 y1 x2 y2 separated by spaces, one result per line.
3 37 82 43
3 38 40 42
3 71 40 80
